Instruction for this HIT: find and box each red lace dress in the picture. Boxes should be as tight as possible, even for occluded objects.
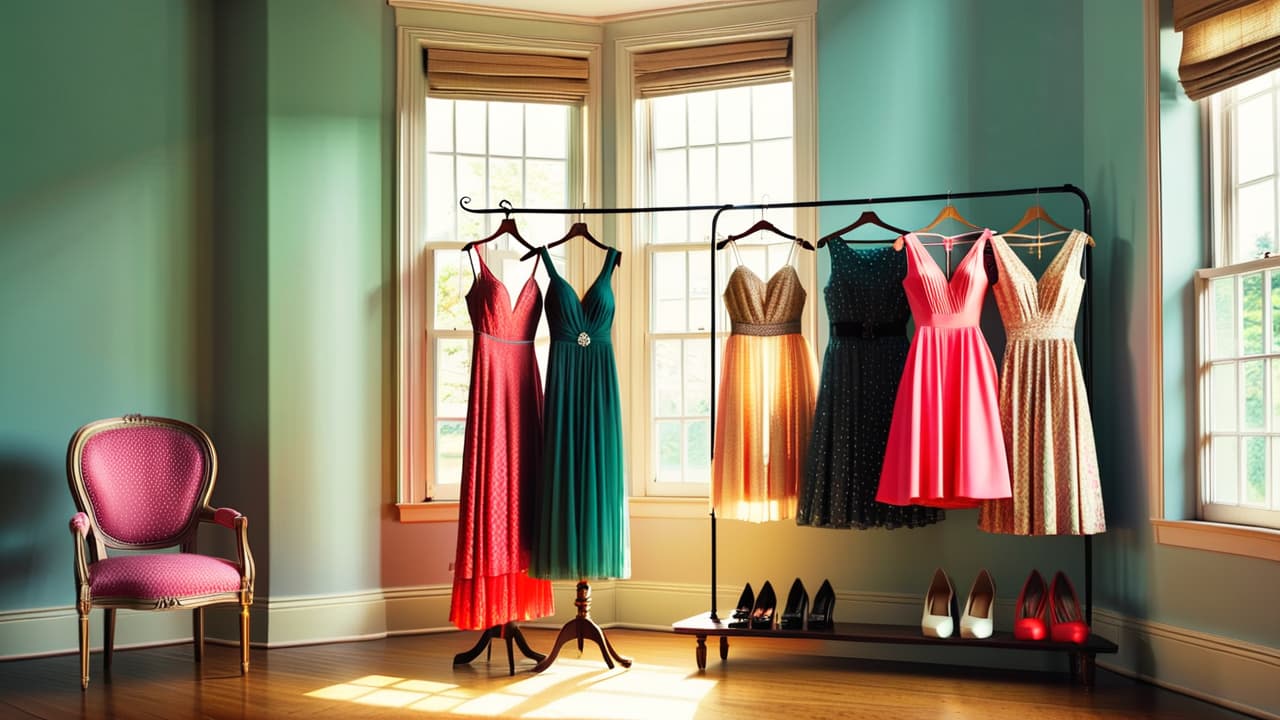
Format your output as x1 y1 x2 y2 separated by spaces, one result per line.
449 251 554 630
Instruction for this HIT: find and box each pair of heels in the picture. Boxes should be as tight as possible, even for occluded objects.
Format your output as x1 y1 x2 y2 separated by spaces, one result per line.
731 579 836 630
1014 570 1090 644
921 568 996 639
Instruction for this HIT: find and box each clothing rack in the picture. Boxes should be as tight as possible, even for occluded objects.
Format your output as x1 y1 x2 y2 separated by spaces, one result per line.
458 183 1112 682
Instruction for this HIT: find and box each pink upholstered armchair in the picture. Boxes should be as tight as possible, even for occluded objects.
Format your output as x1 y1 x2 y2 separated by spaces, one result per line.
66 415 254 689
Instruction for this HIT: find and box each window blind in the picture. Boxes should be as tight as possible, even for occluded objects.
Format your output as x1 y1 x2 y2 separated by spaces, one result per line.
633 38 791 98
424 48 588 104
1176 0 1280 100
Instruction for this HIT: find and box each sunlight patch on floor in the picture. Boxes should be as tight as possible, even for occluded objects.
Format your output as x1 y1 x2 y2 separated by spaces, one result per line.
303 659 717 718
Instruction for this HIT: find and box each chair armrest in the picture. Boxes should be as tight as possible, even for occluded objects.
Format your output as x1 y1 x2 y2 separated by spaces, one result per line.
199 507 255 601
203 506 242 529
69 513 91 607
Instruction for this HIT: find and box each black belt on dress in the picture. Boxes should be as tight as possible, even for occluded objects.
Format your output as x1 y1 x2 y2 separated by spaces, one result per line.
831 321 907 338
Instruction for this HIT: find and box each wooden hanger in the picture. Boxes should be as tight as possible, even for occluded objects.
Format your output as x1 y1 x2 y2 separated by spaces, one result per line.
1004 203 1070 237
816 210 908 248
716 218 813 251
917 199 980 234
521 221 622 266
461 216 536 254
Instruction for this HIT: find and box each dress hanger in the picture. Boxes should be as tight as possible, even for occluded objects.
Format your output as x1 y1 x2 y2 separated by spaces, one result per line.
716 218 813 251
461 201 537 254
916 194 981 234
817 209 908 248
1001 195 1091 262
521 216 622 266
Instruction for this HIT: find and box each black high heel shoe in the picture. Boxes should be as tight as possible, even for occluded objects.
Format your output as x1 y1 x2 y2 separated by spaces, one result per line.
780 578 808 630
749 581 777 630
728 583 754 628
808 579 836 630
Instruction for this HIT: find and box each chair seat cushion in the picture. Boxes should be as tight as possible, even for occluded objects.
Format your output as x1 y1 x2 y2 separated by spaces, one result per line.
90 554 242 601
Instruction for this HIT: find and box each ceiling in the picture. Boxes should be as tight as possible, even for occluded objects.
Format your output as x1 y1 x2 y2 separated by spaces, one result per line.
438 0 721 19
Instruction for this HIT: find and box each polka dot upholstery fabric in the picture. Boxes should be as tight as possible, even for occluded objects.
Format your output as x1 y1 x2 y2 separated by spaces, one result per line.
797 243 944 530
89 554 241 600
81 425 206 545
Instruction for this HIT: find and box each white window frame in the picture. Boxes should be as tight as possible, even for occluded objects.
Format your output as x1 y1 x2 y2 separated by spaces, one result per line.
1195 75 1280 530
613 17 818 498
395 26 601 519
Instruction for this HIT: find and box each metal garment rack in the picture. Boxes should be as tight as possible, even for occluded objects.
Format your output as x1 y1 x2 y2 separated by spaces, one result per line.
459 181 1100 656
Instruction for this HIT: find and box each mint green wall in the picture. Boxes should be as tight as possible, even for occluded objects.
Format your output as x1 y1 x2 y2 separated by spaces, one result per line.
0 0 212 611
263 0 394 600
812 0 1089 599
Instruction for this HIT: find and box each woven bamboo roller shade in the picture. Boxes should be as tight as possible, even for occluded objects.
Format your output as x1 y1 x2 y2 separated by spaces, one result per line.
425 48 588 104
633 38 792 98
1176 0 1280 100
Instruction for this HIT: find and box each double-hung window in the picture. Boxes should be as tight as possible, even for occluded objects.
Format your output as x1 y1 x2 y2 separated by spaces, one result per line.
1197 72 1280 529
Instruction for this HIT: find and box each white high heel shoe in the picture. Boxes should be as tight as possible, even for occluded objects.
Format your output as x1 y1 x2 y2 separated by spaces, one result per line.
959 569 996 639
921 568 957 638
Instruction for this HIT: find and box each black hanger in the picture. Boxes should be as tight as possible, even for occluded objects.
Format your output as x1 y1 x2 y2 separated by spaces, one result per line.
521 221 622 267
716 218 814 251
461 202 536 254
816 210 908 248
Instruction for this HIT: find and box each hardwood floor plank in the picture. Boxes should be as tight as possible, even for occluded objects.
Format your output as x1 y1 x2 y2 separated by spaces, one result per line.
0 628 1250 719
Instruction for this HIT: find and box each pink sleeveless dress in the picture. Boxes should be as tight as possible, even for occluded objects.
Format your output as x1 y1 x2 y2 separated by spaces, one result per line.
449 250 555 630
877 230 1012 508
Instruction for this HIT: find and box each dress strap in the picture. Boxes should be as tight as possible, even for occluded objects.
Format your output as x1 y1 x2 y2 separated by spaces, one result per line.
466 245 483 280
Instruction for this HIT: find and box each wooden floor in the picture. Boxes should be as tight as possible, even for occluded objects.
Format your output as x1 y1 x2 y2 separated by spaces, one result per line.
0 628 1249 719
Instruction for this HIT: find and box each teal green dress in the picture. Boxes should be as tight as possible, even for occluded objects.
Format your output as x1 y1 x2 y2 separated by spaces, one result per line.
530 247 630 580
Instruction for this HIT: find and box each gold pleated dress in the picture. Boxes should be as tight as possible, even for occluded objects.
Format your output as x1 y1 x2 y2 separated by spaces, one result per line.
977 231 1106 535
711 262 819 522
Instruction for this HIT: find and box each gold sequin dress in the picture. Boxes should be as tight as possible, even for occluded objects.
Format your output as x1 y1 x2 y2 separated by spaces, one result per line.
977 230 1106 535
711 259 818 522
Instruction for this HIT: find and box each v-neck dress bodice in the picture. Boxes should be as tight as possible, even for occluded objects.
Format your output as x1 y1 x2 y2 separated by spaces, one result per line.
798 242 944 529
529 247 629 579
450 252 554 630
877 231 1012 508
711 263 818 523
978 231 1105 535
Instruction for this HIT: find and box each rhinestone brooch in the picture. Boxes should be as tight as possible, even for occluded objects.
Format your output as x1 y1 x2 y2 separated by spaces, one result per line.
577 332 591 347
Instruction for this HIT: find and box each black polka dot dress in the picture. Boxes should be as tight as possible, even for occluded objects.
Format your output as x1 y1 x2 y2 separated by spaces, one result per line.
797 242 944 530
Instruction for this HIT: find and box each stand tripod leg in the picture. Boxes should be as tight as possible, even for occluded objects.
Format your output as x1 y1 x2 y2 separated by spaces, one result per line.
453 626 500 666
508 623 546 662
532 581 631 673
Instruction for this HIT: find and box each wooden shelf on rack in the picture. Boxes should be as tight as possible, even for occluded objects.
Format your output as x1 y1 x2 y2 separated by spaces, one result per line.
672 612 1118 686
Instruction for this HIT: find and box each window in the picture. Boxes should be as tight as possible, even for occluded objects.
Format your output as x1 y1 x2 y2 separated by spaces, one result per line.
634 82 799 496
423 98 576 500
1197 71 1280 528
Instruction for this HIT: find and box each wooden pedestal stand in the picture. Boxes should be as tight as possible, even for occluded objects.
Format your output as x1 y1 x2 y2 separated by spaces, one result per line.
533 581 632 673
453 623 545 676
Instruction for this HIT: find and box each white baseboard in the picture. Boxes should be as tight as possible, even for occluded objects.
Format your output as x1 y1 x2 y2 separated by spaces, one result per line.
4 583 1277 717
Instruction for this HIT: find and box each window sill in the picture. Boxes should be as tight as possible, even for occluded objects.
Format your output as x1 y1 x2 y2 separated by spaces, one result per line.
629 496 711 519
1152 518 1280 562
396 502 458 523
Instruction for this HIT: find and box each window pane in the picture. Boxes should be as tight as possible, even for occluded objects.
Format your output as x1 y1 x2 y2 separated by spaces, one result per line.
435 421 466 489
1235 93 1274 183
688 250 712 332
656 421 682 483
434 250 473 329
654 212 689 244
717 144 751 203
655 148 688 206
426 97 454 152
1272 271 1280 352
436 338 472 416
1211 363 1238 432
426 153 456 243
1236 73 1274 99
488 101 523 157
1211 277 1237 360
1273 359 1280 428
751 82 793 140
716 87 751 143
753 138 794 204
688 147 716 205
455 100 486 154
456 156 486 239
1236 180 1275 263
652 252 687 333
1245 436 1268 506
652 95 687 149
525 104 568 159
1274 439 1280 508
1243 272 1265 355
653 339 682 417
688 91 716 146
1244 359 1266 430
684 339 711 415
526 158 567 208
1213 435 1239 504
685 419 710 483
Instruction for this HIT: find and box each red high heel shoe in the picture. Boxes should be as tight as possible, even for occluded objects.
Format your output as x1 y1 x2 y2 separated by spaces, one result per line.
1048 571 1090 644
1013 570 1049 641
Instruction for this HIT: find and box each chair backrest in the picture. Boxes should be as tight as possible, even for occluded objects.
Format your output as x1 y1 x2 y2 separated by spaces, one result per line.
67 416 217 549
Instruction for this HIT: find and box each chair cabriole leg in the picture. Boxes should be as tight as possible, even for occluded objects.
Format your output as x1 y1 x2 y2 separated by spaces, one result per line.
239 603 250 674
78 610 89 689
